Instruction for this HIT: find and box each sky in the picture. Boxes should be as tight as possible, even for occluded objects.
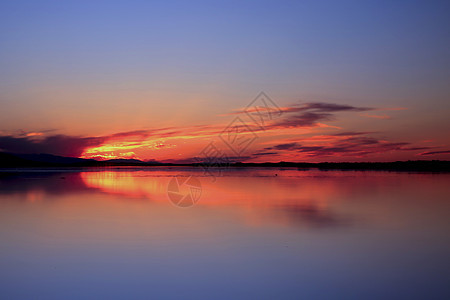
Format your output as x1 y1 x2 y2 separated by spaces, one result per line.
1 0 449 162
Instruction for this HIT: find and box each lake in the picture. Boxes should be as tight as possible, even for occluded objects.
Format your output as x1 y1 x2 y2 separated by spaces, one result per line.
0 168 449 299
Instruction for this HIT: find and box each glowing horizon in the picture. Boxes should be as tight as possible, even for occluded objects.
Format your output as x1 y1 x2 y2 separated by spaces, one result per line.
1 98 448 163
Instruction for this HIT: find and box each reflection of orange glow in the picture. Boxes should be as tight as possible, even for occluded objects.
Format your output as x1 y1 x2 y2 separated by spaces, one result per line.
81 172 166 199
80 169 340 227
10 169 428 231
26 190 45 202
80 169 335 208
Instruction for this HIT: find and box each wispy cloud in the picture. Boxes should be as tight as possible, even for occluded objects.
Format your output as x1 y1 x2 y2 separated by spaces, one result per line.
420 150 450 156
259 102 374 130
256 131 436 159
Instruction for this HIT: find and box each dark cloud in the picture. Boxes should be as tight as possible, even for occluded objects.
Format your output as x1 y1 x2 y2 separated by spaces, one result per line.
109 130 151 139
293 139 409 157
253 133 436 159
271 112 334 128
228 102 374 130
266 102 374 130
268 142 299 150
400 147 433 151
332 131 375 136
420 150 450 156
221 102 380 141
253 152 279 156
283 102 372 113
345 137 379 145
0 135 105 157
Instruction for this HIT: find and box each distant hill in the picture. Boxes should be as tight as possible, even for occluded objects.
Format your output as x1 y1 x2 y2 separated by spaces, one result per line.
16 153 95 165
0 152 99 167
0 152 46 167
0 152 164 168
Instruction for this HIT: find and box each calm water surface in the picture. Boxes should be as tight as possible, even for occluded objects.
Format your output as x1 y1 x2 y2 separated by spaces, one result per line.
0 168 449 299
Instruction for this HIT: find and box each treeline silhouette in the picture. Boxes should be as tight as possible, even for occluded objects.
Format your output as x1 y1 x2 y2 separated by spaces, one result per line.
1 152 449 172
230 161 450 172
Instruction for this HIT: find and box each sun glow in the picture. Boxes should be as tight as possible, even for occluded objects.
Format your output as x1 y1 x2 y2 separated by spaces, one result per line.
80 138 175 160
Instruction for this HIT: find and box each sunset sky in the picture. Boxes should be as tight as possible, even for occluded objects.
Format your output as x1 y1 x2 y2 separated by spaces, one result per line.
1 0 449 162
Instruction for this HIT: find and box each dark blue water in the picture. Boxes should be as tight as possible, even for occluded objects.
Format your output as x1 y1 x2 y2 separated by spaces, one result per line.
0 169 449 299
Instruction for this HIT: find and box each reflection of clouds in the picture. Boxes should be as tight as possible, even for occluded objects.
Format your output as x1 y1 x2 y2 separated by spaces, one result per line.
274 203 352 228
0 170 357 229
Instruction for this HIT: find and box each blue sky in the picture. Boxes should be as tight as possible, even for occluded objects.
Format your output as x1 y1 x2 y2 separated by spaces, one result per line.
0 0 449 161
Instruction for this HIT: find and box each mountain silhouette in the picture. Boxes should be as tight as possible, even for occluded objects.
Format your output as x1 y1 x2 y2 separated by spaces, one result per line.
0 152 164 167
16 153 94 164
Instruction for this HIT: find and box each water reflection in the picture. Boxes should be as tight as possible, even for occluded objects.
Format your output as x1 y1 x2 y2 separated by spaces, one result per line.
0 169 449 299
0 169 354 228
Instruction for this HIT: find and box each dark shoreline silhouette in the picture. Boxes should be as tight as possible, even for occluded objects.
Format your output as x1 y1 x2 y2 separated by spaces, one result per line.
1 152 449 172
